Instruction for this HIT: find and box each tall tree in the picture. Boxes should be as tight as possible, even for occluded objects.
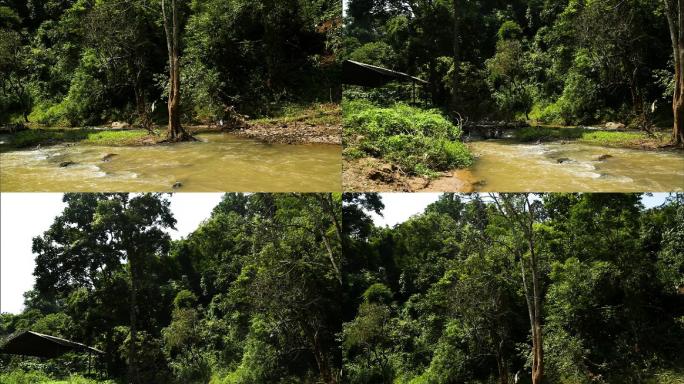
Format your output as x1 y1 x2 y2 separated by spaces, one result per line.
664 0 684 145
32 193 176 384
490 193 545 384
450 0 461 116
161 0 191 141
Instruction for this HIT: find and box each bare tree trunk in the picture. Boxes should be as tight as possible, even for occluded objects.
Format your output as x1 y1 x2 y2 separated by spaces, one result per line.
665 0 684 145
162 0 191 142
307 328 337 384
527 207 544 384
450 0 461 116
493 194 544 384
134 85 152 133
127 256 141 384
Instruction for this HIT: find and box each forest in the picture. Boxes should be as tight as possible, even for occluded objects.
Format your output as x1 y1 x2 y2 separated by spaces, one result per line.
0 193 343 383
1 192 683 383
0 0 343 192
341 0 684 192
342 193 684 383
0 0 341 130
343 0 678 135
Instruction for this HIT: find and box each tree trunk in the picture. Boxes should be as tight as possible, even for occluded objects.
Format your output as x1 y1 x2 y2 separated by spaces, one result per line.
494 194 544 384
529 241 543 384
664 0 684 145
127 257 141 384
309 329 337 384
162 0 191 142
450 0 461 116
134 86 152 133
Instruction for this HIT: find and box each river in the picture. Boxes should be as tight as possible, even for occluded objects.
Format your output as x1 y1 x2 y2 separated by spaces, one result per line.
0 133 341 192
467 140 684 192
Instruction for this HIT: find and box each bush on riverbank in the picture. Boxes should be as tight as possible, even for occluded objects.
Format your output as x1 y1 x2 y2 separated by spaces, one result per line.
344 100 473 176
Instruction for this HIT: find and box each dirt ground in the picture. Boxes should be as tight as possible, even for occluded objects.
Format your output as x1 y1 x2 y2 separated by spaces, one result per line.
234 120 341 145
343 157 477 192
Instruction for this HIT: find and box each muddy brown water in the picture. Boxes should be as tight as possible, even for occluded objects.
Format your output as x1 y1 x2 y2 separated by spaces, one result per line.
0 133 341 192
467 140 684 192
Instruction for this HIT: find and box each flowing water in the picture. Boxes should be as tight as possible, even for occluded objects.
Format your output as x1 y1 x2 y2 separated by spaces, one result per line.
467 140 684 192
0 133 341 192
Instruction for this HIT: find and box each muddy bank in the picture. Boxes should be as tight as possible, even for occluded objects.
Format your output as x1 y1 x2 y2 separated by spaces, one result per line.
232 121 341 145
343 158 476 192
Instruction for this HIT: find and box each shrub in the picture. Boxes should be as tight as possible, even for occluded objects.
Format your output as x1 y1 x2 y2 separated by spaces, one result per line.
344 101 473 176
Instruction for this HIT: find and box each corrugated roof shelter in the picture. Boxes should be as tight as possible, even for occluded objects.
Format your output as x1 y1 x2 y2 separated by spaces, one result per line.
342 60 427 87
0 331 104 358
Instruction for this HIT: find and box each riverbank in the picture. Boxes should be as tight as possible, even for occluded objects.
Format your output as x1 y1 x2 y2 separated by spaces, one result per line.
343 157 477 192
345 137 684 192
234 103 341 145
514 126 677 150
0 104 342 150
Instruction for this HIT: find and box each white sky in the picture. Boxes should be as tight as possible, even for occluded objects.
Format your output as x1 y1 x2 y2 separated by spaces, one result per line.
371 193 669 227
0 193 223 314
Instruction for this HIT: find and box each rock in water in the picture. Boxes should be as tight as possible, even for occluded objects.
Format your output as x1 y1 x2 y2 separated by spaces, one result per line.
597 154 613 161
556 158 572 164
172 181 183 189
59 161 76 167
102 153 118 162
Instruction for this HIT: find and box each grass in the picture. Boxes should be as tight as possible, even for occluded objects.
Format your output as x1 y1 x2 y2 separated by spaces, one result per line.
343 99 473 176
0 370 116 384
1 128 154 149
646 369 684 384
514 126 672 149
251 103 341 126
514 126 585 142
577 131 670 147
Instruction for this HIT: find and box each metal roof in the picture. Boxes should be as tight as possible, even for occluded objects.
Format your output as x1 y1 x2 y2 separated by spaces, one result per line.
0 331 104 358
342 60 427 87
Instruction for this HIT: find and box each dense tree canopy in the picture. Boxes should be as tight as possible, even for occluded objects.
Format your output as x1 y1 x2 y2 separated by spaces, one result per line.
2 192 683 383
343 0 677 137
1 193 343 384
342 193 684 383
0 0 341 127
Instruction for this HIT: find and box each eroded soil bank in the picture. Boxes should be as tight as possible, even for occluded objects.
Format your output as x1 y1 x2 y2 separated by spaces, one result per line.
345 140 684 192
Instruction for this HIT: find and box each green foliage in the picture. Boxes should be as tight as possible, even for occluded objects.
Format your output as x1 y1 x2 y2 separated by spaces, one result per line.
498 20 523 41
0 371 115 384
362 283 393 304
2 128 151 148
514 126 584 142
343 193 684 383
345 0 673 126
344 100 473 175
173 290 198 310
1 0 339 126
349 41 397 68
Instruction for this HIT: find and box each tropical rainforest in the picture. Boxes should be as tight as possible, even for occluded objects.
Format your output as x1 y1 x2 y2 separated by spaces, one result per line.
342 0 682 145
0 193 343 384
342 193 684 383
1 193 683 383
0 0 341 131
